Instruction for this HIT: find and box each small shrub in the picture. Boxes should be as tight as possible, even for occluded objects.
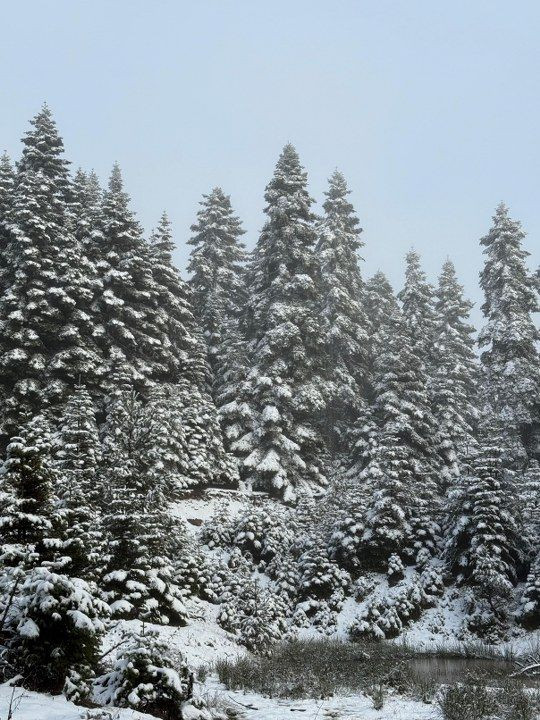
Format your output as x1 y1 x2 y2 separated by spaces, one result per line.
218 578 288 653
438 680 497 720
231 504 294 566
387 554 404 585
94 629 191 719
201 505 234 549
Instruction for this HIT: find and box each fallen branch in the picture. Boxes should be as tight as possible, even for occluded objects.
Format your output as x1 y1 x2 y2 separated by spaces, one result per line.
511 662 540 677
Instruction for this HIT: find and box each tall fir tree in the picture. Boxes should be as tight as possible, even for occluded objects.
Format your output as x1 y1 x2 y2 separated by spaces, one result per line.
432 260 479 484
478 203 540 466
446 423 524 590
53 383 102 577
239 145 327 501
333 306 441 570
0 107 101 436
187 187 246 379
187 189 250 459
92 164 163 393
98 376 187 623
364 272 399 368
316 170 369 449
149 211 209 390
0 152 14 288
347 272 399 469
398 250 437 374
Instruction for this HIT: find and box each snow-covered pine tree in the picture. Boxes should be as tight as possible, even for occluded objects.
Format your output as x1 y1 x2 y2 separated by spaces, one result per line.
148 381 233 491
0 417 108 694
519 549 540 629
344 272 399 477
99 379 187 624
334 306 442 571
0 106 102 436
0 428 57 569
478 203 540 466
5 566 107 693
364 271 399 394
92 164 162 394
149 211 210 390
521 460 540 545
398 250 437 375
316 170 368 449
54 383 102 578
0 152 14 289
445 423 524 597
55 383 101 502
71 168 105 270
239 144 327 501
188 187 246 386
94 629 191 716
187 190 251 463
432 259 478 485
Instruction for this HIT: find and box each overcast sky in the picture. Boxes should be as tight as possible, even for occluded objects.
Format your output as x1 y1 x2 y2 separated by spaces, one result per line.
1 0 539 329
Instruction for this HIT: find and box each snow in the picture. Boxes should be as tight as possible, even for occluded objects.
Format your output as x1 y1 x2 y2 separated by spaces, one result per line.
0 682 157 719
205 678 435 720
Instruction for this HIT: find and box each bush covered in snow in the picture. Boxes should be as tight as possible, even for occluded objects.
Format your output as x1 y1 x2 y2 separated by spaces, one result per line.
350 569 443 640
94 628 191 718
5 567 107 693
218 577 289 653
230 503 294 567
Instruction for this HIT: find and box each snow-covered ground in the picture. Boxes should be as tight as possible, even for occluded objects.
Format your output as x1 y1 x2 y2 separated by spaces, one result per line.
0 678 438 720
0 682 157 719
205 680 437 720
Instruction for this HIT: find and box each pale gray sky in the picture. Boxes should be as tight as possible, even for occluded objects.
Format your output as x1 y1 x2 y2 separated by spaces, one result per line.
1 1 539 329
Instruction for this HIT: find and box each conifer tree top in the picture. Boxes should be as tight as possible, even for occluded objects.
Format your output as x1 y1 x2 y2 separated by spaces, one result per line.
263 144 314 216
479 202 539 322
18 104 70 182
322 169 363 249
150 211 175 264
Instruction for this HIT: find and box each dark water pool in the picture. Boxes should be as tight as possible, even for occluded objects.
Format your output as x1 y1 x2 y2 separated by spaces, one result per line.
408 656 540 688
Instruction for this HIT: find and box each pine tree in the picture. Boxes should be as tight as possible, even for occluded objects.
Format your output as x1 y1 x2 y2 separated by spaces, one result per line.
187 189 250 461
94 629 191 715
149 381 234 491
432 260 478 484
188 187 246 384
0 106 101 435
71 169 105 270
149 211 209 390
345 272 399 472
5 567 106 693
445 424 524 594
335 307 441 570
0 418 107 694
0 152 14 287
398 250 437 373
519 550 540 629
0 430 57 568
478 203 540 466
92 164 161 393
240 144 327 501
521 460 540 545
54 383 102 577
316 170 368 448
364 271 399 384
55 383 101 501
99 380 187 624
